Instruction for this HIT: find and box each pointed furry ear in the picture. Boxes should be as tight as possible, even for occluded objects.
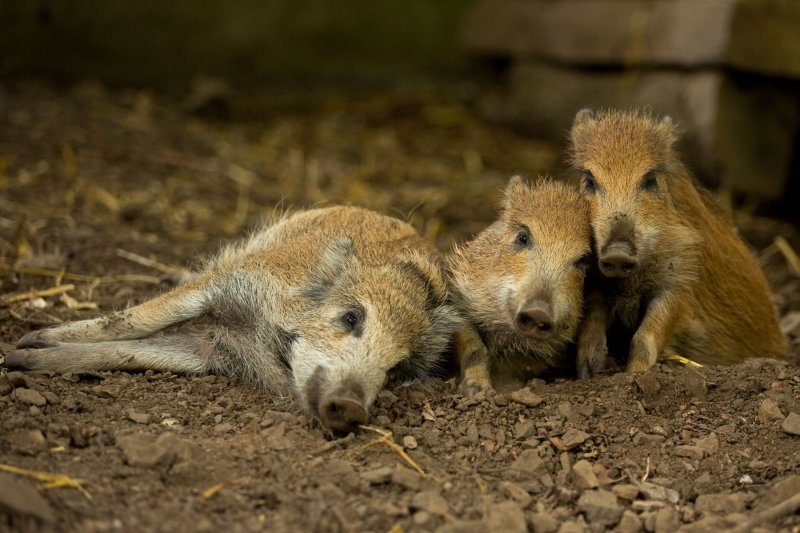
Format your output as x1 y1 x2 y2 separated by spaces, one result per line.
656 114 678 147
303 237 357 302
573 107 596 128
396 251 448 310
502 175 528 209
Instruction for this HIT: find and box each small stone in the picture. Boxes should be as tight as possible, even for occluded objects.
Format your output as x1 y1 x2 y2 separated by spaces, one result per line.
572 459 599 489
632 501 666 513
680 366 707 401
213 422 234 434
577 489 622 526
612 484 639 501
530 511 559 533
486 501 526 533
0 473 54 521
6 429 47 455
413 511 432 526
466 423 479 444
557 401 575 420
694 472 714 491
392 465 421 491
758 398 785 424
561 428 591 449
13 388 46 407
738 474 753 485
695 433 719 455
512 449 545 474
635 372 661 400
361 466 393 484
116 432 178 467
40 391 59 405
6 371 31 387
127 410 151 424
403 435 418 449
781 412 800 435
617 510 643 533
90 384 120 399
411 490 450 516
716 423 736 435
515 419 535 439
654 507 680 533
694 492 746 515
674 445 705 460
500 481 532 508
637 481 680 503
510 388 544 408
377 389 398 407
437 520 485 533
757 474 800 509
556 520 586 533
633 432 666 446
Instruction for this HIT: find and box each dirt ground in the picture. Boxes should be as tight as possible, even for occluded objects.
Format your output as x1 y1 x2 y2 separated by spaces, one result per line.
1 80 800 532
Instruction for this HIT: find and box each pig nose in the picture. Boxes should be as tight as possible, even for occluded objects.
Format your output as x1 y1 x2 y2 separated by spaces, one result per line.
599 241 640 278
319 395 367 433
515 300 555 339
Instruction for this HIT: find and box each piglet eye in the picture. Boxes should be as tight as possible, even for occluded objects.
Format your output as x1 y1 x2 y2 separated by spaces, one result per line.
515 231 529 246
581 170 597 195
342 311 360 331
641 170 659 193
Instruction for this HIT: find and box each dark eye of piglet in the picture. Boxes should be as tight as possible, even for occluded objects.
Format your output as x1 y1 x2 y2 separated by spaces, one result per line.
513 226 532 250
337 304 365 336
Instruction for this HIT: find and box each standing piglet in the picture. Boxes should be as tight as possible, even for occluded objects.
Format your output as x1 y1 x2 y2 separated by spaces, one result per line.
448 178 592 391
570 109 786 377
7 206 467 432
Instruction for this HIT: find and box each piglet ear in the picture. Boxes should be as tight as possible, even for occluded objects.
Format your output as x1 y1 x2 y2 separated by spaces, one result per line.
395 251 448 310
573 107 596 128
303 237 357 302
501 175 528 210
656 114 678 147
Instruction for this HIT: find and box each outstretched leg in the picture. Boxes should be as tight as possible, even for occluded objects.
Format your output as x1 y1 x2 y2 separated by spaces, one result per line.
6 333 213 374
17 278 210 348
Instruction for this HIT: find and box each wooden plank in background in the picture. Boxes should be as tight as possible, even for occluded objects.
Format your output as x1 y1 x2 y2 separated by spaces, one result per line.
463 0 800 79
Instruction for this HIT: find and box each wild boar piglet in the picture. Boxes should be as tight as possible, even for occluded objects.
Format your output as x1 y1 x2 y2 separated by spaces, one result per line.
8 206 466 432
570 108 786 376
448 177 593 391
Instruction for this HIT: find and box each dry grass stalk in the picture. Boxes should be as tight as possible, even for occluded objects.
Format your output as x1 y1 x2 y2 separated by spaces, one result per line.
774 236 800 276
657 354 703 368
0 261 162 285
116 248 187 277
1 284 75 304
201 477 247 500
0 463 92 500
360 425 426 477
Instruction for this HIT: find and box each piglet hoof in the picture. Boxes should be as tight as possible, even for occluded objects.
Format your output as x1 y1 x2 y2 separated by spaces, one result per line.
625 358 654 373
3 350 30 369
458 379 492 398
577 352 607 379
16 330 57 349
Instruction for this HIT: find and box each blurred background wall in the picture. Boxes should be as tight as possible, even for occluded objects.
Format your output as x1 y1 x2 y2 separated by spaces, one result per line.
1 0 798 204
0 1 474 90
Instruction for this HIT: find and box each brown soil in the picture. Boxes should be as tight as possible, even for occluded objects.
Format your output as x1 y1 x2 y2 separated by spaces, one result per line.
1 80 799 532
